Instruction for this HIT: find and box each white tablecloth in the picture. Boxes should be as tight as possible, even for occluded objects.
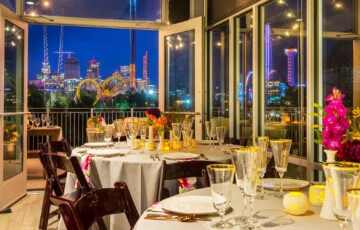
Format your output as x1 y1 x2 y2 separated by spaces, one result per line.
61 142 232 230
135 184 342 230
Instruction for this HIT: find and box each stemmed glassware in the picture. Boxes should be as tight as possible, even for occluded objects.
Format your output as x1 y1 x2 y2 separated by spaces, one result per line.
210 118 217 149
126 122 139 153
35 118 41 127
205 121 213 150
41 114 46 127
103 128 112 147
347 189 360 230
30 114 36 128
231 146 261 228
139 121 147 152
113 119 124 144
207 164 235 229
255 136 269 199
46 117 51 127
323 162 360 230
270 139 292 198
216 126 225 150
172 123 182 151
182 129 193 152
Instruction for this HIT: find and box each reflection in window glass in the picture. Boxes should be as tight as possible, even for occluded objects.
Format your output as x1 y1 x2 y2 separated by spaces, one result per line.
321 0 358 162
23 0 161 21
164 30 195 112
209 24 229 135
236 12 253 144
0 0 16 11
261 0 307 158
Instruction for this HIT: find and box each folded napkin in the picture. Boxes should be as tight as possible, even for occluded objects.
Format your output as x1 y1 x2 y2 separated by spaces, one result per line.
75 154 93 188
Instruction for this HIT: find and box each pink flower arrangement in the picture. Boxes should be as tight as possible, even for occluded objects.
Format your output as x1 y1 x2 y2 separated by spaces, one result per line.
312 87 350 151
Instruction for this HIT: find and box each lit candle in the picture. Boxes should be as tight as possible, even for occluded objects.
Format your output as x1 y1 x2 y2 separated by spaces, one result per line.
283 192 309 215
163 140 170 151
145 141 154 151
309 185 326 206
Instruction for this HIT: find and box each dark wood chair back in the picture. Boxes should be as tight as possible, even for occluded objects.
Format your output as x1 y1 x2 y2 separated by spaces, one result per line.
38 150 100 229
157 160 228 201
50 138 72 156
59 181 139 230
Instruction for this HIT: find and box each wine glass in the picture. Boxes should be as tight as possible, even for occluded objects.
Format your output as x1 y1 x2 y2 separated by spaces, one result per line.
182 118 193 131
113 119 124 143
269 139 292 198
35 118 41 127
323 162 360 229
139 121 147 152
172 123 182 151
103 128 112 147
207 164 235 229
210 118 217 149
126 122 138 153
216 126 225 150
255 136 269 199
30 114 36 129
347 189 360 230
46 117 51 127
41 114 46 127
182 129 193 153
205 121 213 150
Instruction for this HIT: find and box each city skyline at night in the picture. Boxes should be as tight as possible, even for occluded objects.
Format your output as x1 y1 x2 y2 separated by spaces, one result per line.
28 25 159 86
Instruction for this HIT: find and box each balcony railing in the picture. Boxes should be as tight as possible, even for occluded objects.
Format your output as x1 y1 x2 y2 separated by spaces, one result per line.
28 107 148 151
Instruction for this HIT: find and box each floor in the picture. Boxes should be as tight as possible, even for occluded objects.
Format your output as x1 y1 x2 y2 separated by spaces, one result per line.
0 157 58 230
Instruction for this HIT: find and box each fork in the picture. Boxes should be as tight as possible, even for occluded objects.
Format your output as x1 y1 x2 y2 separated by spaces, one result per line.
150 154 155 161
155 153 160 161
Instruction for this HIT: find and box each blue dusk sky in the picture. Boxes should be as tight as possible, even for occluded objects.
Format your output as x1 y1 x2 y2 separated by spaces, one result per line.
28 25 159 86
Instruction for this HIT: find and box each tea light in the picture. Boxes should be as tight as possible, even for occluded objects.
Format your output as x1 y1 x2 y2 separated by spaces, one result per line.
309 185 326 206
145 141 154 151
192 139 196 147
163 140 171 151
172 140 182 150
283 192 309 215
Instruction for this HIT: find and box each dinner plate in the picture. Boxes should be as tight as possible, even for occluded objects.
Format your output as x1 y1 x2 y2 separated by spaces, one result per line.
84 142 114 148
260 178 310 191
160 195 217 215
87 149 126 157
163 152 200 160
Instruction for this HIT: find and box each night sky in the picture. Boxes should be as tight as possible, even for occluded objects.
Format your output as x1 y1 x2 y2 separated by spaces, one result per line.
28 25 159 86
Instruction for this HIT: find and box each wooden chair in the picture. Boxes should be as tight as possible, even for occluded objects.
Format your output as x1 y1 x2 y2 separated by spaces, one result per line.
59 181 139 230
38 138 71 156
38 151 106 230
157 160 226 201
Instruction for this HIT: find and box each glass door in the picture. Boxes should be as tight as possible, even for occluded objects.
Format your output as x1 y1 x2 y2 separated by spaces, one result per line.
159 17 203 140
0 5 28 210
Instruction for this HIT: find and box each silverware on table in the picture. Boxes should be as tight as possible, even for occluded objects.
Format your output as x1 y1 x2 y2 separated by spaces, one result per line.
146 214 211 222
155 153 161 161
150 154 155 161
200 153 208 160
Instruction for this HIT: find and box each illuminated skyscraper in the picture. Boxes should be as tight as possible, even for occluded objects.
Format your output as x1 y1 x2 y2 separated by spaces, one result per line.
87 59 100 81
143 51 149 84
64 57 80 79
284 48 298 86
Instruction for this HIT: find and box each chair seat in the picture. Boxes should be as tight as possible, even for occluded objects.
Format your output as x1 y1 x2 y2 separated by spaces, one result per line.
50 191 78 207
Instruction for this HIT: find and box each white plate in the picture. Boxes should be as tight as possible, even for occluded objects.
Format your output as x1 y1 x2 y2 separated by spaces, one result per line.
84 142 114 148
163 152 200 160
260 178 310 191
87 149 126 157
160 195 217 215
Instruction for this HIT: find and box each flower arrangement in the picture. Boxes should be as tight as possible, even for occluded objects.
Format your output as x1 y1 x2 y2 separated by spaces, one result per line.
337 139 360 162
312 87 350 151
145 108 171 136
350 107 360 136
4 124 18 142
87 115 105 131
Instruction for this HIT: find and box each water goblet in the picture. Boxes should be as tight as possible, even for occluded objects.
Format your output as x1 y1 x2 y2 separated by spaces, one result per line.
172 123 182 151
103 128 112 147
210 118 217 149
323 162 360 229
182 118 193 131
270 139 292 198
35 118 41 127
207 164 235 229
114 119 124 143
216 126 226 150
41 114 46 127
231 146 261 227
182 129 193 152
255 136 269 199
125 128 137 154
139 121 147 152
30 114 36 128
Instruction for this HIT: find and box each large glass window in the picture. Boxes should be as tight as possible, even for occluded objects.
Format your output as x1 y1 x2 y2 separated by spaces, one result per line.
164 30 195 112
208 23 229 134
261 0 307 161
235 12 253 145
23 0 161 21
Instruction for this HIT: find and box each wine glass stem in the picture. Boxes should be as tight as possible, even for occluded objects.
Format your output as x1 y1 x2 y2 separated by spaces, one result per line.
247 196 255 226
260 175 265 198
279 172 284 198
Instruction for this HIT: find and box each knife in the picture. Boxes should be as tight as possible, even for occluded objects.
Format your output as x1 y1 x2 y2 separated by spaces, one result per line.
146 214 211 221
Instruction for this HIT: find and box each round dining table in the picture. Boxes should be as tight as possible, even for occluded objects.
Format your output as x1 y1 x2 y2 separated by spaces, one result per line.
135 184 342 230
60 141 232 230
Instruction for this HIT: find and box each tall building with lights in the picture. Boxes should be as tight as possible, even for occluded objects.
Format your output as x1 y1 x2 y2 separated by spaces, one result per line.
284 48 298 86
87 59 100 81
64 57 81 93
143 51 149 84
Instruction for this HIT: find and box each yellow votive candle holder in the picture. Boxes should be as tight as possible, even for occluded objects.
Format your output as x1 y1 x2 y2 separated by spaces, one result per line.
172 141 182 150
283 192 309 215
309 185 326 206
144 141 154 151
163 140 171 151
